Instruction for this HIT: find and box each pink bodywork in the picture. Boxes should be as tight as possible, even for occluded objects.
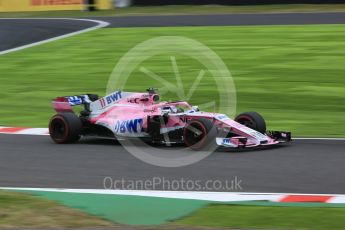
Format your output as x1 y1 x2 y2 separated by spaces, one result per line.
53 91 279 147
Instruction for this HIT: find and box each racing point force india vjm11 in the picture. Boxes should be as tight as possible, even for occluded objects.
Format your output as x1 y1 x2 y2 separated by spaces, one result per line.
49 88 291 150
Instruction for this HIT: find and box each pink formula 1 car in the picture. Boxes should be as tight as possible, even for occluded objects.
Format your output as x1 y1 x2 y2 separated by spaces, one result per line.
49 88 291 150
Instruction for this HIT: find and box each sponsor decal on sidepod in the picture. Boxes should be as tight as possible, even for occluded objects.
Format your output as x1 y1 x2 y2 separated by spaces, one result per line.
114 118 143 134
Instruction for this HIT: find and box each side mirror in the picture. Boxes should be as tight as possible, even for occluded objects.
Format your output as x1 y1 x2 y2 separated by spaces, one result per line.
152 94 160 102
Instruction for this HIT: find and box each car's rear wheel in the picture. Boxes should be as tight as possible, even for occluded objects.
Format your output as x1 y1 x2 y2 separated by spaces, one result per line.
183 118 216 150
49 113 82 144
235 111 266 134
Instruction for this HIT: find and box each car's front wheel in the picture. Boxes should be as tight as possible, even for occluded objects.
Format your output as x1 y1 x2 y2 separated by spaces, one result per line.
235 111 266 134
49 113 82 144
183 118 217 151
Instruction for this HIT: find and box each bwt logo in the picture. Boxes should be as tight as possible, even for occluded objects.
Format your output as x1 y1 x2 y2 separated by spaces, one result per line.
99 91 122 108
115 118 143 134
216 114 229 121
106 91 122 104
222 138 231 144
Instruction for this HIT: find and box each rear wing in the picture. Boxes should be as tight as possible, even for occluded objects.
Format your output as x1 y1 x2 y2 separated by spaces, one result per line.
52 94 97 113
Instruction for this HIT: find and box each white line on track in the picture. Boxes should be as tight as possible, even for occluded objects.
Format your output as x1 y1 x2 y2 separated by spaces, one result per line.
0 18 109 55
1 187 345 203
293 137 345 141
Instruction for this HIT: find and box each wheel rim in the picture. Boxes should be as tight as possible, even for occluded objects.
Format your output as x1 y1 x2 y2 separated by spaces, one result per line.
237 116 256 130
184 121 206 148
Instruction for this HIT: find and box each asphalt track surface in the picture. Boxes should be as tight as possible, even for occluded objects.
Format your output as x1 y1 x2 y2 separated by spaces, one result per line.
1 13 345 194
0 19 97 52
0 134 344 194
100 12 345 27
1 12 345 51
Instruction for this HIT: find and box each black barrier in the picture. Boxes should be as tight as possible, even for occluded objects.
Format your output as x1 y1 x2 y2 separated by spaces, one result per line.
84 0 97 11
132 0 345 5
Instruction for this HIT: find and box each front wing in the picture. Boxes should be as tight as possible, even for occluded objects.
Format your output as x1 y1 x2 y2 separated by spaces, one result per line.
216 131 291 148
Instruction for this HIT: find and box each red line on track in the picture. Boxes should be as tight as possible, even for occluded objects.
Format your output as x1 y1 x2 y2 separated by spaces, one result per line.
279 195 333 203
0 127 26 133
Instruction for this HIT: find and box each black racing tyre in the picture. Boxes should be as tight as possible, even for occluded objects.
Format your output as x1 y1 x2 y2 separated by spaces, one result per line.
183 118 217 151
235 111 266 134
49 113 82 144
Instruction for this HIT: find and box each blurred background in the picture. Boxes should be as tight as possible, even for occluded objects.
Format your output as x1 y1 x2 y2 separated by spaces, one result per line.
0 1 345 229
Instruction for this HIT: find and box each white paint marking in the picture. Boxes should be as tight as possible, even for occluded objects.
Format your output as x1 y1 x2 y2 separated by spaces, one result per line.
328 197 345 204
0 126 48 135
1 187 345 203
0 18 109 55
293 137 345 141
15 128 49 135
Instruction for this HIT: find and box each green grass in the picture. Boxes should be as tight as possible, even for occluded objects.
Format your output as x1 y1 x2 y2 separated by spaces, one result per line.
1 4 345 17
2 190 345 229
175 204 345 230
0 25 345 136
0 190 112 228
